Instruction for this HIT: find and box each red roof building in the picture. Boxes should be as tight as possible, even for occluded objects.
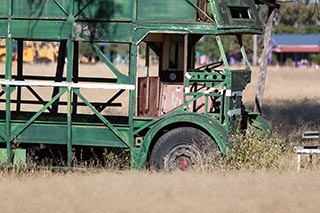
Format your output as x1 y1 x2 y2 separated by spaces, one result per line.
271 34 320 66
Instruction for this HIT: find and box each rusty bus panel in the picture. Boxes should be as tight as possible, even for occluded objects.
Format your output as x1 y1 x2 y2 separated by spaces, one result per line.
138 77 160 117
159 84 184 116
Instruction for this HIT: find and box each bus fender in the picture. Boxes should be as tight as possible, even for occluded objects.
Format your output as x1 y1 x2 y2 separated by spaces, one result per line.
135 113 229 168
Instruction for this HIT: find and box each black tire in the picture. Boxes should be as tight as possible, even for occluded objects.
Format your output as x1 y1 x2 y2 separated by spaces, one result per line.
149 127 220 171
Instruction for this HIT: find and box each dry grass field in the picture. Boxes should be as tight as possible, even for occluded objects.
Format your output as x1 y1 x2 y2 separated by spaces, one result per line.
1 63 320 212
1 170 320 213
243 66 320 140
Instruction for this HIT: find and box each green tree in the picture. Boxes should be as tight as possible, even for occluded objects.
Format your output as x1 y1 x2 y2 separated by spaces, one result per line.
305 25 320 33
311 53 320 65
196 35 221 59
273 24 300 34
273 2 319 33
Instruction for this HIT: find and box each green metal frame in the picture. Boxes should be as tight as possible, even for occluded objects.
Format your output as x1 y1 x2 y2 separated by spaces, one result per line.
0 0 269 168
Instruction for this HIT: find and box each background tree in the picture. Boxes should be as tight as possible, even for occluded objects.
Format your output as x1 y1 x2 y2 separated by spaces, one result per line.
273 2 320 34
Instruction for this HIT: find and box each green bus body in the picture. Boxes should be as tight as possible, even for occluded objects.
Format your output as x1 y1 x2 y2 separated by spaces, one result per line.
0 0 271 168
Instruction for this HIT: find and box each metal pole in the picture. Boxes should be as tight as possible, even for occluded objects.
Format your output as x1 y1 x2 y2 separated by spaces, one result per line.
145 43 150 77
52 40 67 113
5 0 13 165
16 39 23 112
297 153 301 172
184 34 188 75
253 35 258 66
129 43 137 166
66 3 74 167
66 39 73 167
72 41 79 115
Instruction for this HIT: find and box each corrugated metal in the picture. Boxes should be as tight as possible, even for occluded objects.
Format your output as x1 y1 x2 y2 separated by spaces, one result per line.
271 34 320 46
271 34 320 53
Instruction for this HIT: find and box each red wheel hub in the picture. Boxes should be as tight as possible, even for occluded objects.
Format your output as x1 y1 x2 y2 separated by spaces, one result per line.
178 159 189 170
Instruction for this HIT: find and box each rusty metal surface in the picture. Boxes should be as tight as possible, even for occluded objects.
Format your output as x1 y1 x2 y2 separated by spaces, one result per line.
159 84 184 115
138 77 160 117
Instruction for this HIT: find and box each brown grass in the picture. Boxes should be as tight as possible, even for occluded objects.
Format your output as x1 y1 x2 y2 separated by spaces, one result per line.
2 63 320 212
1 170 320 213
243 66 320 136
244 66 320 102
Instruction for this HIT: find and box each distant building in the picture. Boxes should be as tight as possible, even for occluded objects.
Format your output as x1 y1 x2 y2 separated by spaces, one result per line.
271 34 320 67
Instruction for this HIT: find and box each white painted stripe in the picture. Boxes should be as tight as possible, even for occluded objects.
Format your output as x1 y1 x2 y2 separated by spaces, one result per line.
295 146 320 154
226 89 231 97
0 80 135 90
226 90 242 97
185 72 192 79
185 87 190 94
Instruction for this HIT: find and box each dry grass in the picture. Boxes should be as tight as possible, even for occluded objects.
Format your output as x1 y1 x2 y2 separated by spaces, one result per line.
243 66 320 102
1 170 320 213
243 66 320 136
2 63 320 212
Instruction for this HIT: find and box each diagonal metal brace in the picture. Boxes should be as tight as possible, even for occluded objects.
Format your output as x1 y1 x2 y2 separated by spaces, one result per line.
184 0 215 22
91 44 130 84
53 0 69 17
10 88 67 142
0 129 8 143
74 89 130 147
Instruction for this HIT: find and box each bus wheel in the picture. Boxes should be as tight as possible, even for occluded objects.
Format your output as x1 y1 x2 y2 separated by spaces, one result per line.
150 127 219 171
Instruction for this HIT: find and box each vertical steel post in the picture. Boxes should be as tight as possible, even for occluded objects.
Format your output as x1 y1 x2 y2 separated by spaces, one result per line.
66 1 74 167
216 36 230 129
67 88 72 167
130 0 137 167
184 34 188 105
16 39 23 112
5 0 13 165
72 41 79 115
129 43 137 165
183 34 188 77
297 153 301 172
66 39 73 167
145 43 150 77
52 41 67 113
5 83 11 165
253 35 258 66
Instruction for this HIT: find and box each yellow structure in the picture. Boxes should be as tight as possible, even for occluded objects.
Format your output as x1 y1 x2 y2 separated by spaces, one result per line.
0 39 58 64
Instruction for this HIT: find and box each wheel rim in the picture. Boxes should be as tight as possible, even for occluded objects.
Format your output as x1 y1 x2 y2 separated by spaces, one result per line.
164 144 202 171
